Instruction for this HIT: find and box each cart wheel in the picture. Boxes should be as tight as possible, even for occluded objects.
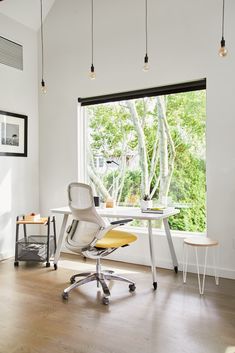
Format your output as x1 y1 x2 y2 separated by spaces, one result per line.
62 292 68 300
129 284 136 292
46 262 50 268
54 263 57 270
102 297 109 305
153 282 157 290
14 261 19 267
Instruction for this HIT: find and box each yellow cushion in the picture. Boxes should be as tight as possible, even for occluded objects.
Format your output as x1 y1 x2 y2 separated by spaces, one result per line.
95 229 137 249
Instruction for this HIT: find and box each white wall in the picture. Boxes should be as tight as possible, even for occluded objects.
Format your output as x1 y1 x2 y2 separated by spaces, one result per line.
39 0 235 279
0 14 39 259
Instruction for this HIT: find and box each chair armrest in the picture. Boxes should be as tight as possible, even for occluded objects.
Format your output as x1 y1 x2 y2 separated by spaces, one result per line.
95 219 133 240
82 218 134 250
110 219 133 226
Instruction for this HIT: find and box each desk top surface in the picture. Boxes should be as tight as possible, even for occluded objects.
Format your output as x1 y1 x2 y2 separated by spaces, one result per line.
51 206 179 220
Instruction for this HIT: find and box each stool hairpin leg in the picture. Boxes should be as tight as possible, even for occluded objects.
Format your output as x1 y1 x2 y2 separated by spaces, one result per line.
213 247 219 285
201 247 208 295
183 243 188 283
195 248 201 294
195 246 208 295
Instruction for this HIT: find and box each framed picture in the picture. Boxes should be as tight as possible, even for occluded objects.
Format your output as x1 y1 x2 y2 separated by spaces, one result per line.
0 110 28 157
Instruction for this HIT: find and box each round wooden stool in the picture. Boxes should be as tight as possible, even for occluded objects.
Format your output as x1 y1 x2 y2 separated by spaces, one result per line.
183 237 219 295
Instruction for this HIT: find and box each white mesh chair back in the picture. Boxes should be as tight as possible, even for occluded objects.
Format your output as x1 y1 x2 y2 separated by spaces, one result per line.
69 182 93 210
66 182 106 252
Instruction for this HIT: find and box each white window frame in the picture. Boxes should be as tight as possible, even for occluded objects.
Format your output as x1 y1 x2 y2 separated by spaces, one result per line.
77 104 88 183
78 81 207 237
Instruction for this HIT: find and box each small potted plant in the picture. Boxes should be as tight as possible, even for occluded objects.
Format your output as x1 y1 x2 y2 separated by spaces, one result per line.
140 194 153 211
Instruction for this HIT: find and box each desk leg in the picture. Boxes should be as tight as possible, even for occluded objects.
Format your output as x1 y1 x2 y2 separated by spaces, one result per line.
148 220 157 290
53 214 69 270
163 218 178 273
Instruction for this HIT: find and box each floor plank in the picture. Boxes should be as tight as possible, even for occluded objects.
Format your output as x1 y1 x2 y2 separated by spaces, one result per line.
0 254 235 353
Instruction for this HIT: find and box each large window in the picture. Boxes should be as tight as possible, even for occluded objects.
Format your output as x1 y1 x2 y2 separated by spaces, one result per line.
81 81 206 233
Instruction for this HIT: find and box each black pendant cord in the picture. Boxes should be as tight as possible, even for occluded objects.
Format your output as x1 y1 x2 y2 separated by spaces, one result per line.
40 0 45 84
91 0 94 69
221 0 225 39
145 0 148 57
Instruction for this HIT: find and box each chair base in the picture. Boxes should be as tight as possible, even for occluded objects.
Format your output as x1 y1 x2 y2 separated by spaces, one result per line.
62 267 136 305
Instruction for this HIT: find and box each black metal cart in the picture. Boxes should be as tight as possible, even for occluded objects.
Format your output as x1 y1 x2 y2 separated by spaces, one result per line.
14 215 57 267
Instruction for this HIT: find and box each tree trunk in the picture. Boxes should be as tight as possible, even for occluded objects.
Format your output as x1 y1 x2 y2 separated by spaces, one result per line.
156 96 176 204
87 165 111 200
125 100 149 198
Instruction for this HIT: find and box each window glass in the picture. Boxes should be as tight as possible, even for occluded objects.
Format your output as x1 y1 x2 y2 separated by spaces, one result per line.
85 90 206 232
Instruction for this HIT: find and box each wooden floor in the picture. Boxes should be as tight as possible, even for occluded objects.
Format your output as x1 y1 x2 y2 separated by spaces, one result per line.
0 254 235 353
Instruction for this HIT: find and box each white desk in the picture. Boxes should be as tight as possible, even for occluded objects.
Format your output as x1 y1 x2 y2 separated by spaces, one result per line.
51 206 180 289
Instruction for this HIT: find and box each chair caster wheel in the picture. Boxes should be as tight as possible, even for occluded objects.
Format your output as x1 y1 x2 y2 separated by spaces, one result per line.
153 282 157 290
70 277 76 284
62 292 68 300
14 261 19 267
102 297 109 305
129 284 136 292
46 262 50 268
54 263 57 270
174 266 178 274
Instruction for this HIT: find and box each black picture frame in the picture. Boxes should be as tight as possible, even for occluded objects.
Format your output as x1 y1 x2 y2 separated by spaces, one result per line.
0 110 28 157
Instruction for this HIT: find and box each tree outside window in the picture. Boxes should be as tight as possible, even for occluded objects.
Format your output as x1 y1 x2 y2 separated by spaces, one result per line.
86 90 206 233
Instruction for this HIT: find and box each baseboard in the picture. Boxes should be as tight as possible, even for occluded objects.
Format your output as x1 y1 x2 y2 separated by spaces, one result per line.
0 251 14 261
2 245 234 280
181 262 235 280
61 249 235 280
109 257 235 280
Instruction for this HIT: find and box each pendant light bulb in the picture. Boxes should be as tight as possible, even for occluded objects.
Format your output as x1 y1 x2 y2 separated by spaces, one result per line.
219 38 228 57
89 64 96 80
40 0 47 93
219 0 228 57
143 0 150 72
89 0 96 80
143 54 150 72
41 79 47 94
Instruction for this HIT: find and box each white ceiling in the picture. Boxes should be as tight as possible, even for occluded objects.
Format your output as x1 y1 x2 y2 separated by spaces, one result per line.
0 0 56 31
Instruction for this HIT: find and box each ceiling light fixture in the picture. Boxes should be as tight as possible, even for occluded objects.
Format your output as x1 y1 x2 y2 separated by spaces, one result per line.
219 0 228 57
89 0 96 80
143 0 149 72
40 0 47 93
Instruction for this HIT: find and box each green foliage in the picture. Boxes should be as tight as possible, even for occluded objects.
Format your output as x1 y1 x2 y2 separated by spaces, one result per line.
169 154 206 232
88 104 135 157
121 170 142 203
165 90 206 232
87 90 206 233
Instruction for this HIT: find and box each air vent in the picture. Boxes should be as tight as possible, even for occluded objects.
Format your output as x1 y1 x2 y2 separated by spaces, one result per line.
0 36 23 70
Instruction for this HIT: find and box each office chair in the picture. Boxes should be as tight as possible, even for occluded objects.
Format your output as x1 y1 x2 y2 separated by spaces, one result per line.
62 182 137 305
